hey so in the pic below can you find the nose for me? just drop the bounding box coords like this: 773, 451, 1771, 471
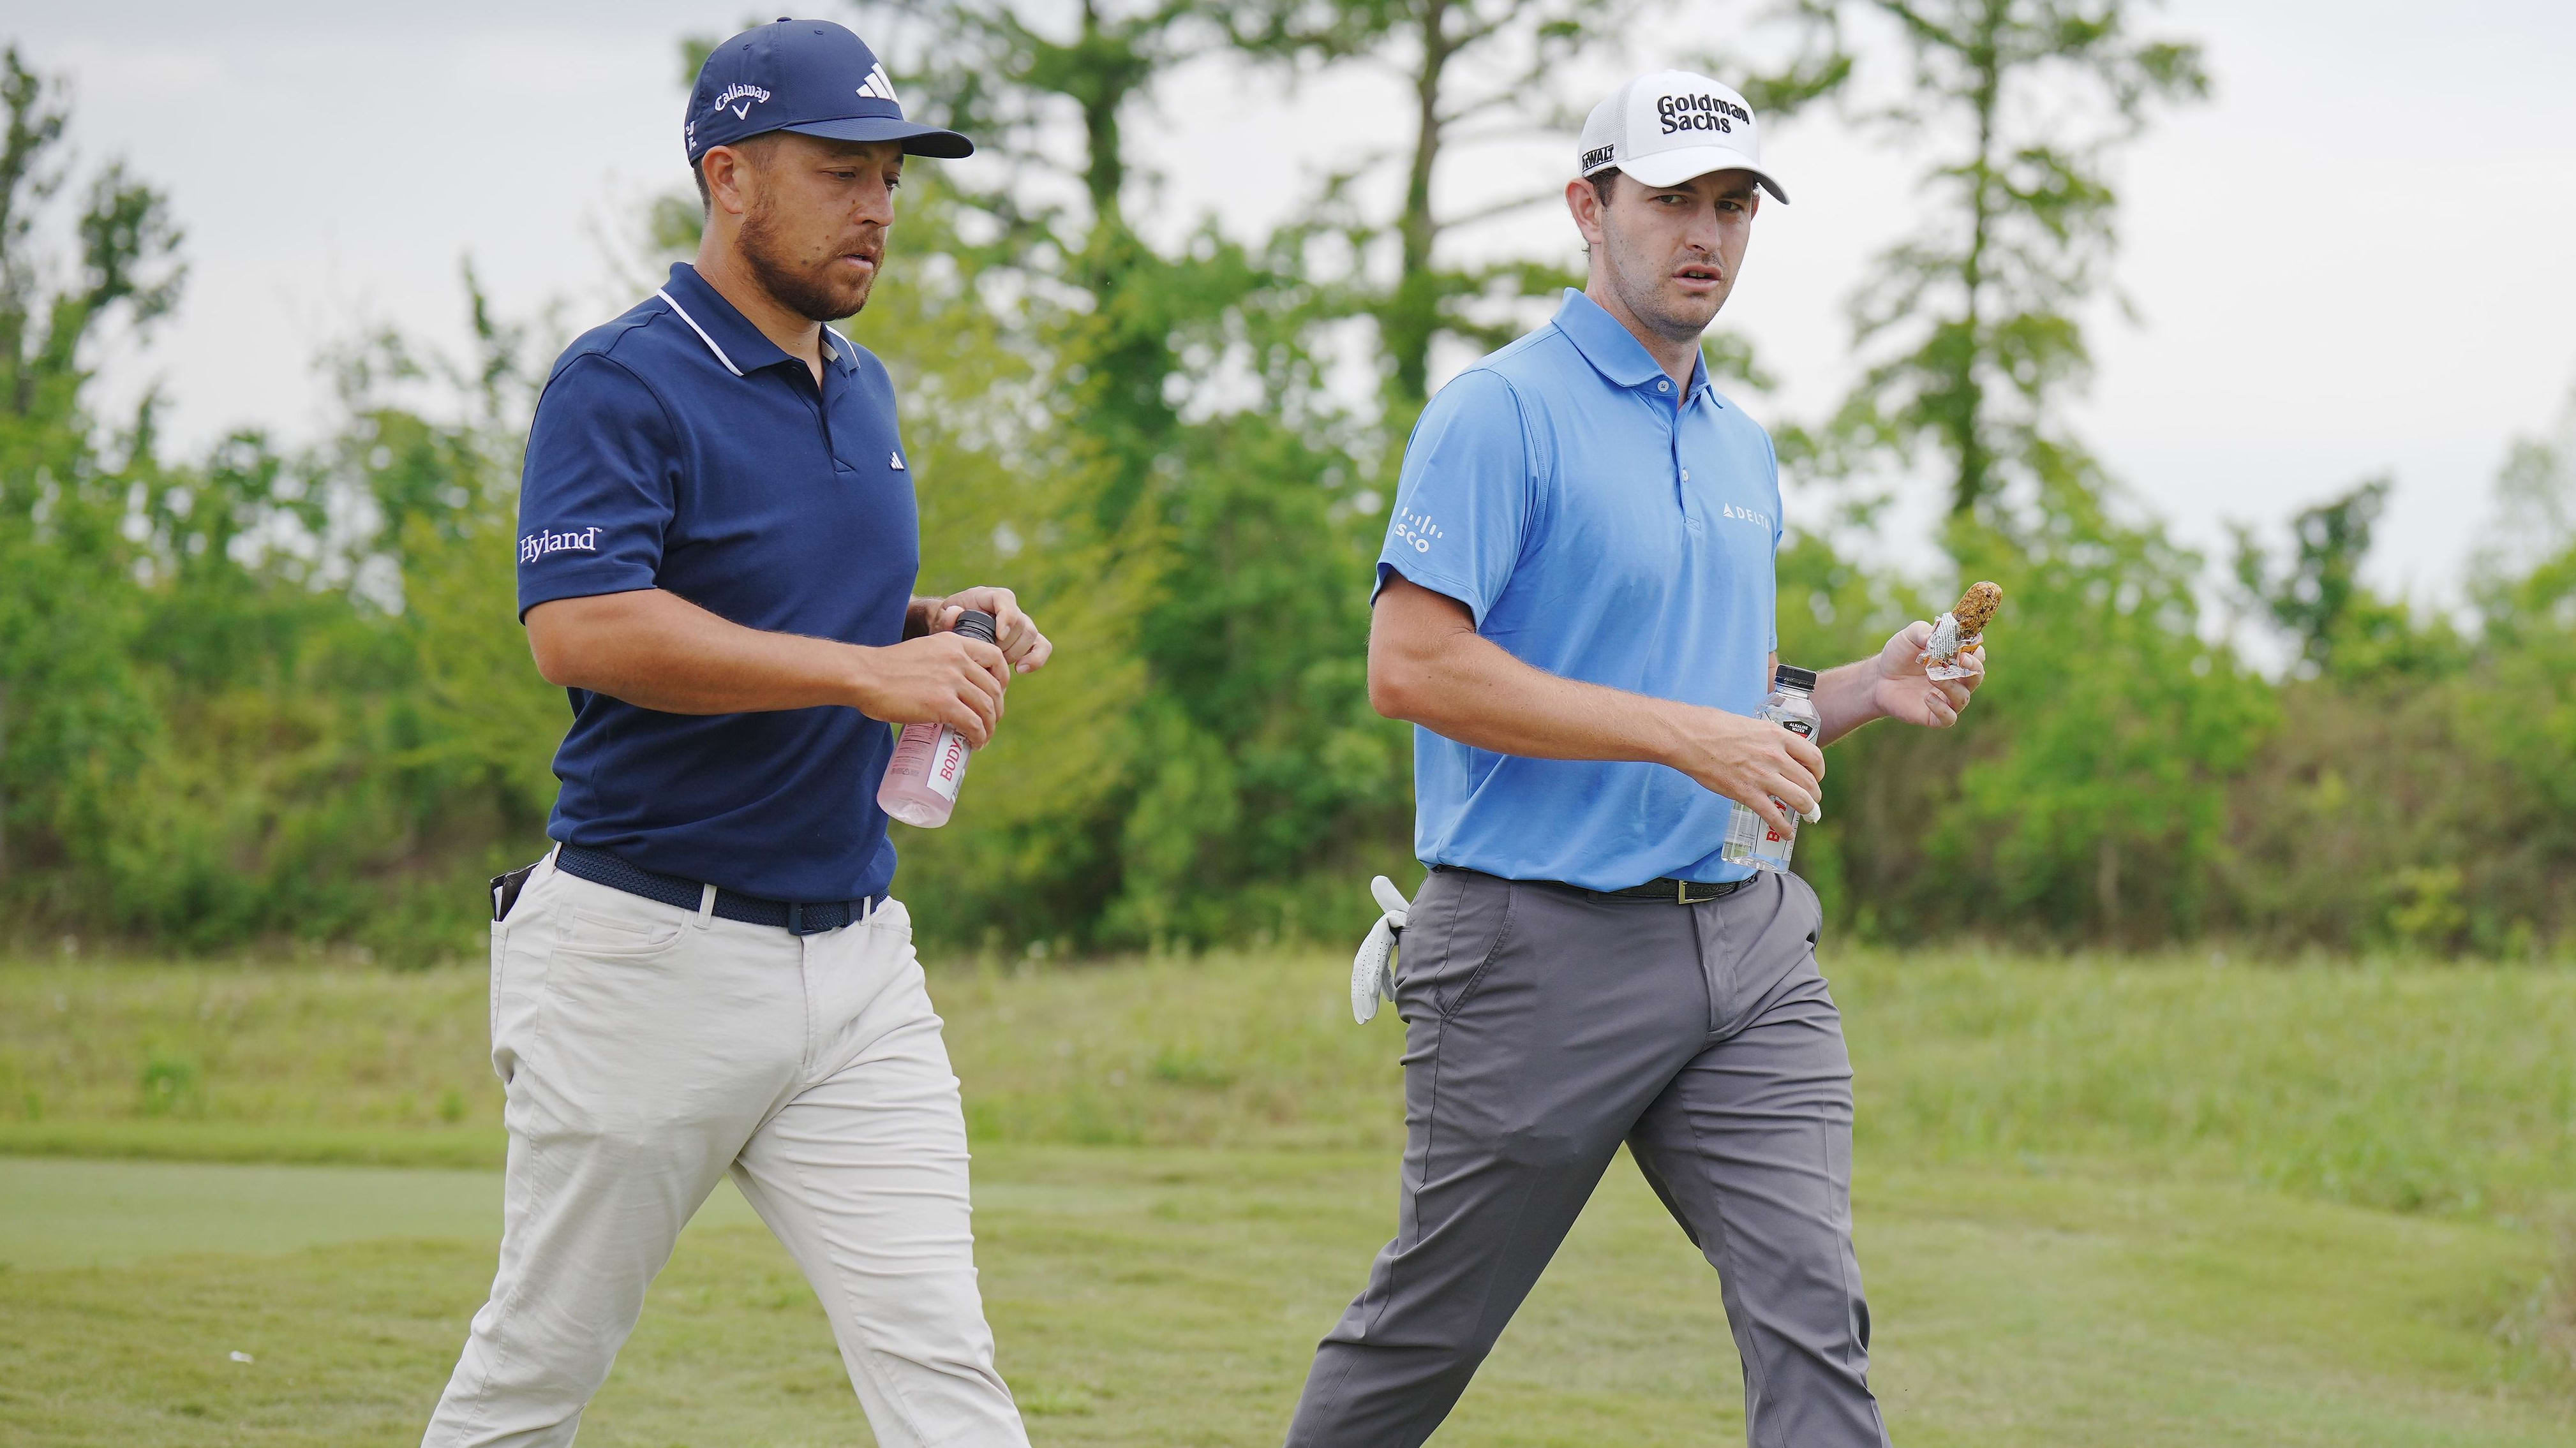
857, 175, 896, 228
1683, 207, 1725, 256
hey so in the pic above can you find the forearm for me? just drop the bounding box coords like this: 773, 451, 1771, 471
1812, 656, 1889, 747
1371, 609, 1686, 767
526, 589, 870, 714
1367, 575, 1826, 827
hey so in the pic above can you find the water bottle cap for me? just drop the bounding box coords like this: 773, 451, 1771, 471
1773, 663, 1818, 692
954, 609, 999, 644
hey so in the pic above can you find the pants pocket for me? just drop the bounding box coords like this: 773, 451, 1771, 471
1403, 871, 1517, 1019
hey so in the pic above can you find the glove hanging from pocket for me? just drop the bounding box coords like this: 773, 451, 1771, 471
1351, 875, 1412, 1024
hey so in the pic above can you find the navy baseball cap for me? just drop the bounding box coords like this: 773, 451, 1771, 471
684, 18, 971, 165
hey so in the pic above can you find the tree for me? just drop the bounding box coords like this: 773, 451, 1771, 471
2231, 476, 2449, 680
1228, 0, 1650, 418
1744, 0, 2206, 518
1729, 3, 2273, 940
0, 46, 184, 889
847, 4, 1410, 947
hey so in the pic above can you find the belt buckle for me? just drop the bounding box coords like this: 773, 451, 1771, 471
1676, 878, 1692, 905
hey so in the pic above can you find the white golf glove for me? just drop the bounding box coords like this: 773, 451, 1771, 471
1351, 875, 1411, 1024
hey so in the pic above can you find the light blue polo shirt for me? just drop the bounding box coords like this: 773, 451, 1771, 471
1376, 289, 1782, 890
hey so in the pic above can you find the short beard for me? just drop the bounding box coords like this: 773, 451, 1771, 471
1598, 213, 1724, 344
738, 192, 877, 323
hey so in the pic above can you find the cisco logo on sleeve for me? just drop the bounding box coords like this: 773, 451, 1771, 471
519, 527, 600, 565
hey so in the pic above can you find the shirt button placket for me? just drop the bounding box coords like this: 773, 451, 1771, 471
1667, 394, 1701, 531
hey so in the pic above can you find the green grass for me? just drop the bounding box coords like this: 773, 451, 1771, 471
1, 1149, 2570, 1445
4, 947, 2575, 1443
10, 947, 2575, 1219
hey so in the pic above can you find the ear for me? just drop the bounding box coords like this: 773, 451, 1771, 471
701, 145, 757, 219
1566, 178, 1607, 253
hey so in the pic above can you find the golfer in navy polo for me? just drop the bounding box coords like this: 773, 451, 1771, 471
422, 22, 1043, 1448
1286, 73, 1986, 1447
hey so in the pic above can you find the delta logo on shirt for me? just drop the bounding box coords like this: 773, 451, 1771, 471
520, 526, 600, 565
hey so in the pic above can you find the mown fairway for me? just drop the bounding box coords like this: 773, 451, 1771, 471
4, 948, 2574, 1445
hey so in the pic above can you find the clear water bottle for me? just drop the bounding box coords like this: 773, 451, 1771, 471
1721, 664, 1820, 873
876, 610, 998, 829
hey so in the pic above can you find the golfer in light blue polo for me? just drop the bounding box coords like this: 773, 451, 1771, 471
1285, 72, 1987, 1447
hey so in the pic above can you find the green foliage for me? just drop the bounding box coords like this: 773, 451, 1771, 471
0, 50, 555, 959
1, 15, 2572, 959
2233, 476, 2459, 681
851, 8, 1422, 949
1745, 3, 2346, 945
2211, 387, 2576, 955
1933, 506, 2273, 940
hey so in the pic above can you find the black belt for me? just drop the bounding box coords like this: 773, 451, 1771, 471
1593, 876, 1756, 905
551, 844, 878, 935
1437, 866, 1755, 905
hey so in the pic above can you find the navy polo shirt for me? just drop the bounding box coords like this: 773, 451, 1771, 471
516, 263, 918, 903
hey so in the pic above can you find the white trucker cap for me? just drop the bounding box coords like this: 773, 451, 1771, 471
1578, 70, 1788, 202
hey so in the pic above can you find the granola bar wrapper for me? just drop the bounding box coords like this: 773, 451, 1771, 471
1922, 580, 2001, 682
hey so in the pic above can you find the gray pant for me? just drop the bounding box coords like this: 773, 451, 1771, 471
1286, 868, 1887, 1448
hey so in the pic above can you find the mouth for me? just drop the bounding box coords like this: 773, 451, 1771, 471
1672, 262, 1724, 289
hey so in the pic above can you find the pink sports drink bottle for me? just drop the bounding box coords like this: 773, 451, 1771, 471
875, 609, 998, 829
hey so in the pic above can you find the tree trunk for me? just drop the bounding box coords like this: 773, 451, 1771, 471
1385, 0, 1453, 415
0, 677, 11, 883
2096, 832, 2121, 939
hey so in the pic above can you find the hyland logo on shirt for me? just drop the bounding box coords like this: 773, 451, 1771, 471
519, 526, 601, 565
1719, 501, 1773, 532
715, 83, 771, 119
1391, 506, 1445, 554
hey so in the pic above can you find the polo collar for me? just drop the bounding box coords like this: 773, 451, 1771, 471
657, 263, 857, 380
1552, 288, 1716, 407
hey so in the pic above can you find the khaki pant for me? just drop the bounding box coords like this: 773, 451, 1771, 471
422, 852, 1028, 1448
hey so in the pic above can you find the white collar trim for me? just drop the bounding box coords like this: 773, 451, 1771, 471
655, 287, 743, 377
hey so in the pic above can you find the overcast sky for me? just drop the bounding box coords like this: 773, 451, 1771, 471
16, 0, 2576, 610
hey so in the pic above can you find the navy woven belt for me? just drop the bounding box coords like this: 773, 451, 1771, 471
553, 844, 877, 935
